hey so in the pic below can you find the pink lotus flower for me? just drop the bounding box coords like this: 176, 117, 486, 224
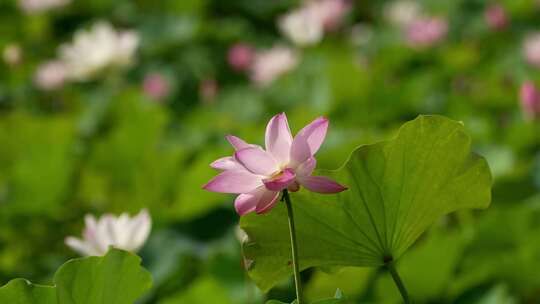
310, 0, 351, 31
406, 16, 448, 48
227, 43, 254, 72
203, 113, 347, 215
484, 5, 508, 31
520, 81, 540, 120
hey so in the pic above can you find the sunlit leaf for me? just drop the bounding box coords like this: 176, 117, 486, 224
241, 115, 492, 291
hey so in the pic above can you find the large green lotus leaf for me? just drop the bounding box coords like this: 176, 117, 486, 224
0, 249, 152, 304
241, 115, 492, 291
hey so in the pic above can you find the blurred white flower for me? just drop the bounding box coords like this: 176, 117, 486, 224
3, 43, 22, 67
65, 209, 151, 256
59, 21, 139, 81
18, 0, 70, 14
279, 7, 324, 46
384, 0, 422, 27
34, 60, 67, 91
250, 45, 299, 87
523, 33, 540, 68
278, 0, 350, 46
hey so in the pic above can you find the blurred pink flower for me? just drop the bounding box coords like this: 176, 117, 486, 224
2, 43, 22, 67
523, 33, 540, 68
310, 0, 351, 31
520, 81, 540, 120
484, 5, 508, 31
203, 113, 347, 216
200, 78, 219, 104
18, 0, 70, 14
34, 60, 67, 91
143, 73, 170, 101
406, 16, 448, 48
65, 209, 152, 256
227, 43, 254, 72
250, 45, 299, 87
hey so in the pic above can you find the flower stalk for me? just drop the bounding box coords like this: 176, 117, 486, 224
282, 189, 303, 304
385, 258, 411, 304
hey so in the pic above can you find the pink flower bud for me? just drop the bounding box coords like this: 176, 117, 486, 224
520, 81, 540, 120
227, 43, 253, 72
143, 73, 170, 101
484, 5, 508, 31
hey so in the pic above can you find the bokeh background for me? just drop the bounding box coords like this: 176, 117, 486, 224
1, 0, 540, 303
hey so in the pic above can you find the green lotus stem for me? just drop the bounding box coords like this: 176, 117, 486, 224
282, 189, 303, 304
386, 259, 411, 304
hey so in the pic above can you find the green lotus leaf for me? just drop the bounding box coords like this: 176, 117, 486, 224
241, 115, 492, 291
0, 249, 152, 304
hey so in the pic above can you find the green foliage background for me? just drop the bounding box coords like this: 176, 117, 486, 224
1, 0, 540, 303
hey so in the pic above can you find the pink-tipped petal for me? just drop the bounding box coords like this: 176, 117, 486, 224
296, 157, 317, 176
255, 190, 281, 214
234, 193, 259, 216
203, 170, 262, 194
298, 175, 347, 194
226, 135, 252, 150
265, 113, 293, 165
235, 147, 279, 175
290, 117, 329, 164
210, 156, 245, 171
263, 168, 296, 191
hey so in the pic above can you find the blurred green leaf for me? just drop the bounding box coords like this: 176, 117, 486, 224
0, 113, 75, 215
241, 115, 492, 291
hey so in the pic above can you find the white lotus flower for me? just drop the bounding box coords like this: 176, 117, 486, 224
384, 0, 422, 27
279, 7, 324, 46
65, 209, 151, 256
523, 33, 540, 68
59, 21, 139, 81
278, 0, 350, 46
250, 45, 299, 87
18, 0, 70, 14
